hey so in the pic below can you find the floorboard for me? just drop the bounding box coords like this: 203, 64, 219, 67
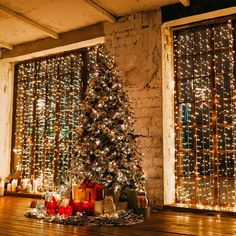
0, 196, 236, 235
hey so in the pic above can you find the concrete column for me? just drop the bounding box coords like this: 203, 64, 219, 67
0, 62, 14, 179
162, 27, 175, 205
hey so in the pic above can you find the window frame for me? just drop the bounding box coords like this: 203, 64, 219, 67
173, 15, 236, 207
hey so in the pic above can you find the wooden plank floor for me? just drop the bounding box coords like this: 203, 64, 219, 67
0, 197, 236, 236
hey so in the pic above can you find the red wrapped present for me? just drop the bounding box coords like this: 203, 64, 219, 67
45, 196, 58, 215
73, 201, 86, 214
94, 184, 104, 201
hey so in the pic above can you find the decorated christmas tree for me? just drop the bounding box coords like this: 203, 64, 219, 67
70, 46, 145, 194
25, 46, 148, 225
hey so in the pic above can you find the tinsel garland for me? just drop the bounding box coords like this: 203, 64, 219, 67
25, 209, 143, 226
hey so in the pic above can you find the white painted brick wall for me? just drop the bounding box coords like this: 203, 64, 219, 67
104, 10, 163, 207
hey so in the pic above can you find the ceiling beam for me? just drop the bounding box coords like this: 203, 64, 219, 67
1, 23, 104, 60
179, 0, 190, 7
0, 4, 59, 39
83, 0, 117, 22
0, 41, 13, 50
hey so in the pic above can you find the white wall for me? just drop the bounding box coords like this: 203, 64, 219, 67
0, 62, 14, 179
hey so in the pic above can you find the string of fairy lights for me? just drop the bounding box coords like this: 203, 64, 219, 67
13, 50, 88, 189
174, 20, 236, 210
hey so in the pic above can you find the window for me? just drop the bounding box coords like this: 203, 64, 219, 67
12, 46, 99, 187
174, 19, 236, 208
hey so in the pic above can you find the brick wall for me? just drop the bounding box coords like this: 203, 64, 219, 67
104, 10, 163, 207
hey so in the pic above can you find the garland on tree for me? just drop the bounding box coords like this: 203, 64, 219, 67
70, 45, 146, 193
